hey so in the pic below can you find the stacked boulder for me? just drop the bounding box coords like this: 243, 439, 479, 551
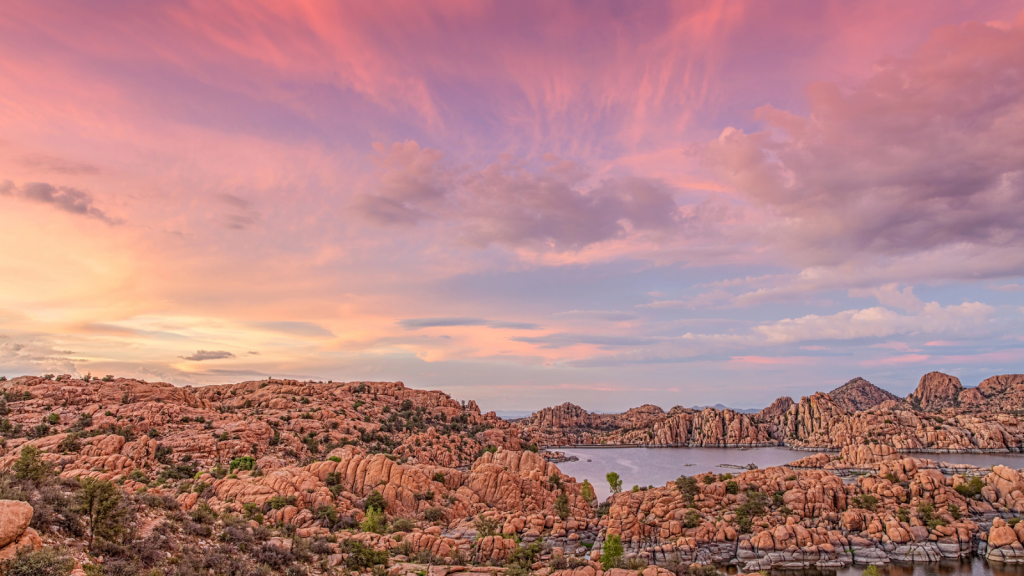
0, 500, 41, 561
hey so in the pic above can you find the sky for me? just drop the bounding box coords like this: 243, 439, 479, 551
1, 0, 1023, 412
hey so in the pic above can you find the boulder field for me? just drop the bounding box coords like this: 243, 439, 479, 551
0, 372, 1023, 575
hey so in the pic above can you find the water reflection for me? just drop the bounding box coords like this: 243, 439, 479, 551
556, 447, 1024, 502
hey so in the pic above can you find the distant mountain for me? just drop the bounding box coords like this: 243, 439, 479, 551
690, 403, 761, 414
827, 377, 900, 412
492, 410, 535, 420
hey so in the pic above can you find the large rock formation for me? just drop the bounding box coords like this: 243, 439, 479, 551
827, 377, 900, 413
907, 372, 964, 411
0, 500, 41, 561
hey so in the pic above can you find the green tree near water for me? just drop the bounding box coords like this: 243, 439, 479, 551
606, 471, 622, 494
580, 479, 595, 501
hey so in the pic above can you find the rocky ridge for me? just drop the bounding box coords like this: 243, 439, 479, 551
521, 373, 1024, 456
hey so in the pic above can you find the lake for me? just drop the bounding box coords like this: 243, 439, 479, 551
555, 446, 1024, 501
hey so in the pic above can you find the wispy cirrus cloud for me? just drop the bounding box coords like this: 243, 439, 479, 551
179, 350, 235, 361
398, 317, 541, 330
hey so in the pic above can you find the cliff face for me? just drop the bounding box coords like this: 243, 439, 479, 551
828, 377, 900, 412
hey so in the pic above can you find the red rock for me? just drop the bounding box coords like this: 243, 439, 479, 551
0, 500, 33, 548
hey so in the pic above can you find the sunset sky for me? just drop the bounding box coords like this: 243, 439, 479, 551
2, 1, 1023, 412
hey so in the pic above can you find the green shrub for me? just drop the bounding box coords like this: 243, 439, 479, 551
555, 494, 570, 520
600, 534, 624, 570
267, 495, 296, 510
328, 456, 342, 462
47, 413, 60, 425
852, 494, 878, 511
675, 475, 700, 501
315, 505, 338, 525
1, 546, 75, 576
229, 456, 256, 472
390, 517, 414, 532
58, 433, 81, 453
954, 477, 985, 498
683, 509, 701, 529
365, 489, 388, 512
433, 471, 446, 483
13, 445, 52, 484
917, 501, 946, 528
473, 514, 500, 537
897, 506, 910, 523
948, 504, 961, 520
340, 540, 389, 570
362, 506, 387, 534
424, 507, 444, 522
725, 481, 739, 495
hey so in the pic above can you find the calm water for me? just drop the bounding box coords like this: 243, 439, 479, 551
556, 447, 1024, 501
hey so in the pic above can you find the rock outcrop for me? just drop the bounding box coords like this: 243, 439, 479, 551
907, 372, 964, 411
827, 377, 900, 413
0, 500, 41, 561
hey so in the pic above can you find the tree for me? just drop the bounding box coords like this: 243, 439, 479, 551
13, 445, 52, 484
76, 477, 124, 546
361, 506, 386, 534
863, 566, 880, 576
581, 479, 595, 502
555, 494, 570, 520
600, 534, 624, 570
606, 471, 622, 494
473, 514, 501, 537
365, 490, 387, 512
675, 475, 700, 501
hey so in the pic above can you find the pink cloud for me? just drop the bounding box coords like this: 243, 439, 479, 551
730, 356, 816, 365
708, 14, 1024, 271
860, 354, 931, 367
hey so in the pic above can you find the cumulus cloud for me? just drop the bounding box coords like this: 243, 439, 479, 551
357, 141, 681, 250
707, 18, 1024, 269
848, 283, 925, 313
751, 301, 994, 344
0, 179, 120, 224
179, 350, 235, 361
